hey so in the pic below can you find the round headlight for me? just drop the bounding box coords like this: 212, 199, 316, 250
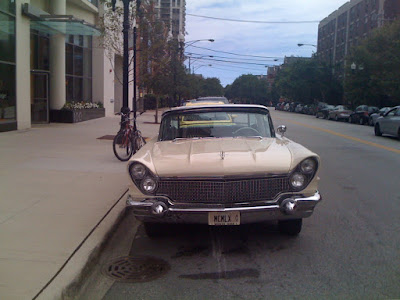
141, 176, 157, 194
300, 158, 316, 174
130, 163, 146, 179
290, 173, 306, 189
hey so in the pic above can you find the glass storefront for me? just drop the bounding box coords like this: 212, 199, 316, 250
0, 1, 16, 131
66, 35, 93, 102
30, 30, 50, 123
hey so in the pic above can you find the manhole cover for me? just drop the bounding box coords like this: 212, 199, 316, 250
103, 256, 170, 282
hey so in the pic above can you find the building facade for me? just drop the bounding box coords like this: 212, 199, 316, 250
0, 0, 129, 132
317, 0, 400, 77
152, 0, 186, 39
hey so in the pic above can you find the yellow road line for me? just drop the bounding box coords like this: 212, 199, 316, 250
275, 117, 400, 154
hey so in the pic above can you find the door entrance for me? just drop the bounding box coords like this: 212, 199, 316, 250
31, 71, 49, 123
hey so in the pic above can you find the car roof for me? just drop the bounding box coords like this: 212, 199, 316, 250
196, 97, 229, 103
197, 96, 228, 100
162, 104, 270, 116
185, 101, 226, 106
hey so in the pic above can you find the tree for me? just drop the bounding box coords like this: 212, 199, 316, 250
98, 0, 138, 84
274, 58, 343, 105
137, 1, 171, 97
345, 20, 400, 108
201, 78, 224, 97
225, 75, 268, 104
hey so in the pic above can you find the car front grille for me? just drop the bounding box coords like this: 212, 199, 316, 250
157, 176, 290, 204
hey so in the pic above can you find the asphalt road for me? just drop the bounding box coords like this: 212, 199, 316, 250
84, 109, 400, 300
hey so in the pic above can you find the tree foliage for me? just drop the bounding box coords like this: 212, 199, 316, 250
225, 75, 269, 104
99, 0, 225, 107
137, 1, 171, 97
98, 0, 137, 67
178, 75, 224, 100
345, 20, 400, 108
274, 59, 343, 105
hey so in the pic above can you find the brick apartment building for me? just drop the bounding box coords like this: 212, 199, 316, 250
317, 0, 400, 77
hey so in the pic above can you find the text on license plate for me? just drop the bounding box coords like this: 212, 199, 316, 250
208, 211, 240, 225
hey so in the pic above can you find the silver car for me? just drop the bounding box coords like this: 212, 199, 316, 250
375, 106, 400, 139
369, 107, 391, 126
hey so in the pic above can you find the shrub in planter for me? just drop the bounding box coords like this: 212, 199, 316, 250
50, 101, 105, 123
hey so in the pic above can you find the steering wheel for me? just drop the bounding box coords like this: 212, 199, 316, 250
233, 127, 261, 137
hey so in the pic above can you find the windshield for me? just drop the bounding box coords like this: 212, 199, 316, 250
159, 110, 273, 140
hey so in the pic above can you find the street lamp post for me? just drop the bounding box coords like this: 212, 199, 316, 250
193, 64, 212, 73
297, 43, 317, 48
184, 39, 214, 49
133, 25, 137, 131
112, 0, 134, 132
186, 55, 214, 74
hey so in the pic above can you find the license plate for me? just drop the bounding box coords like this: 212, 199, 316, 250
208, 211, 240, 225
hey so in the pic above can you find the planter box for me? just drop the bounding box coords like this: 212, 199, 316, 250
50, 108, 105, 123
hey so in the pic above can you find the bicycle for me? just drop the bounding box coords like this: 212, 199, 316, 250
113, 111, 146, 161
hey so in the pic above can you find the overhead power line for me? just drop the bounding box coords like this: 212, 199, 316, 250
191, 57, 276, 66
188, 45, 281, 59
186, 52, 282, 62
201, 62, 269, 72
187, 13, 320, 24
197, 57, 274, 66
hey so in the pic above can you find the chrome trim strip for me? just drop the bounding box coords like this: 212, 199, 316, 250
127, 191, 322, 212
158, 174, 288, 181
169, 205, 280, 213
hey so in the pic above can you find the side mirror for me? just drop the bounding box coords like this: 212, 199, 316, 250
277, 125, 287, 137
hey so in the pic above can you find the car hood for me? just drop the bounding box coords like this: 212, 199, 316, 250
131, 137, 317, 177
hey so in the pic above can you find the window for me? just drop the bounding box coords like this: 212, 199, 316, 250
0, 63, 16, 122
65, 35, 92, 102
159, 111, 273, 141
0, 0, 15, 14
30, 30, 50, 71
387, 109, 397, 117
0, 12, 16, 63
0, 2, 16, 129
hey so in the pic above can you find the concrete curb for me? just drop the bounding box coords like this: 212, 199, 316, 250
35, 190, 130, 300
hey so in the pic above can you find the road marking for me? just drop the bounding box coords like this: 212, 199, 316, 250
276, 118, 400, 154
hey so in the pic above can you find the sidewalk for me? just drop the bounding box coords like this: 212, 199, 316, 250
0, 110, 162, 299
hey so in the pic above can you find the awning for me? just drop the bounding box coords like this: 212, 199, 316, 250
30, 16, 101, 36
22, 4, 101, 36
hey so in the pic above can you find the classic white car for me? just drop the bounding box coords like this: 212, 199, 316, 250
126, 105, 321, 236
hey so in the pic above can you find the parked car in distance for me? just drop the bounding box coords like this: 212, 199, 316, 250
304, 104, 317, 115
126, 104, 322, 237
196, 96, 230, 104
375, 106, 400, 139
316, 105, 335, 119
275, 102, 286, 111
349, 105, 379, 125
369, 107, 392, 126
295, 104, 304, 113
328, 105, 352, 121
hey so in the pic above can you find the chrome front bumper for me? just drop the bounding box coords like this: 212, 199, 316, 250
126, 191, 322, 224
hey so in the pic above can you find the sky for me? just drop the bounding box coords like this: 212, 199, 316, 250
184, 0, 350, 87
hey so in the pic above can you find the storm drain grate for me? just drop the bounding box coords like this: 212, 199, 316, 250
103, 256, 170, 283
